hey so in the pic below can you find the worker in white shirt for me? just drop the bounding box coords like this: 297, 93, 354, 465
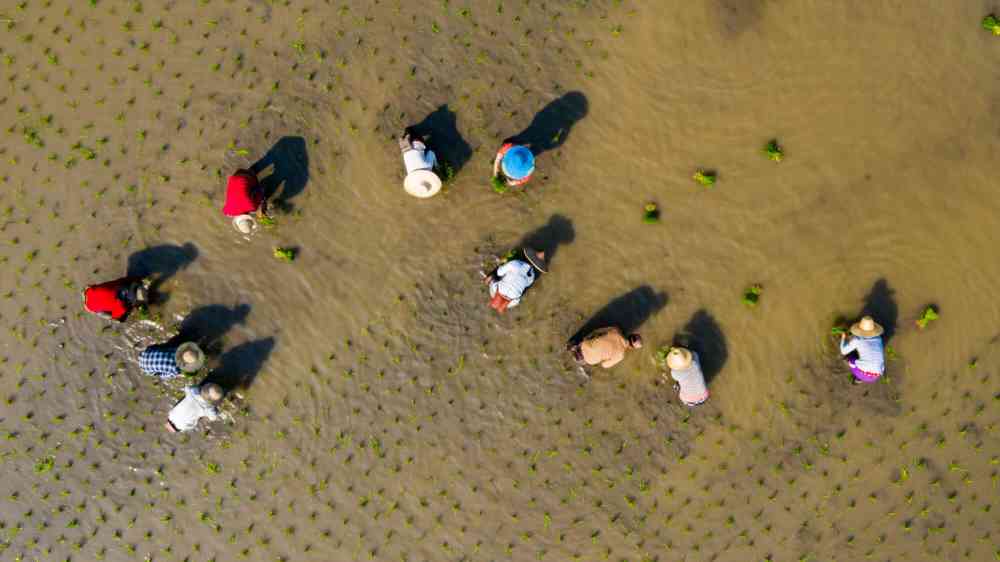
164, 383, 223, 433
484, 248, 547, 313
399, 131, 442, 198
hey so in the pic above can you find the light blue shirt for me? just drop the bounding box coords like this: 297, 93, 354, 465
489, 260, 536, 306
840, 335, 884, 374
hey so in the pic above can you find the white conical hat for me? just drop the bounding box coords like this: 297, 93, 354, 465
232, 214, 258, 234
666, 347, 693, 370
403, 169, 442, 198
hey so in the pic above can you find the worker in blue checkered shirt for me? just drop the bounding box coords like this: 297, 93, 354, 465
139, 342, 205, 379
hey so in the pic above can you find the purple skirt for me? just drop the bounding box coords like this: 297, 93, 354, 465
848, 358, 881, 383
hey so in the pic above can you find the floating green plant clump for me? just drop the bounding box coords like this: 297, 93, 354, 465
763, 139, 783, 162
491, 175, 508, 194
693, 170, 716, 187
258, 215, 276, 228
915, 306, 939, 329
274, 247, 297, 262
983, 14, 1000, 35
643, 203, 660, 224
742, 284, 762, 307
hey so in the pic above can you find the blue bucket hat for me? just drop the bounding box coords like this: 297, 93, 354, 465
501, 145, 535, 180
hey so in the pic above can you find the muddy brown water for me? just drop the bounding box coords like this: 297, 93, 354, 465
1, 1, 999, 561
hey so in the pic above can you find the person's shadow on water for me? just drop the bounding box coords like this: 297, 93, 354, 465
407, 105, 473, 176
126, 243, 199, 304
250, 137, 309, 212
672, 309, 728, 385
569, 286, 668, 345
517, 214, 575, 264
506, 91, 589, 156
167, 304, 251, 355
860, 278, 899, 344
204, 337, 276, 392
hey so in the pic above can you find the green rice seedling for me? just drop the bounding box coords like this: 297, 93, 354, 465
763, 139, 783, 162
643, 203, 660, 224
491, 176, 508, 194
742, 284, 762, 307
34, 456, 54, 473
983, 14, 1000, 35
915, 306, 938, 329
693, 170, 716, 187
274, 247, 297, 262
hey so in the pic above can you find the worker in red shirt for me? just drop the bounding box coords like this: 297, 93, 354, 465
83, 276, 148, 321
222, 169, 268, 234
492, 143, 535, 189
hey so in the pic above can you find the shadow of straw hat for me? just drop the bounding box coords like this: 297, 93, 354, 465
174, 342, 205, 373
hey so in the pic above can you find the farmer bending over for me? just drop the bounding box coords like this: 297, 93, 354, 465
484, 248, 547, 313
492, 143, 534, 188
223, 169, 268, 235
139, 342, 205, 380
83, 276, 149, 321
663, 347, 709, 406
840, 315, 885, 384
165, 382, 223, 433
568, 328, 642, 369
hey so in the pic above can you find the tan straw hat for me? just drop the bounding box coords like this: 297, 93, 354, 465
232, 214, 258, 234
403, 169, 442, 198
666, 347, 693, 370
850, 315, 884, 338
200, 382, 224, 402
522, 247, 548, 273
174, 342, 205, 373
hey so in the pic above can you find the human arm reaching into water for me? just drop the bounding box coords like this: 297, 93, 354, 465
839, 333, 859, 355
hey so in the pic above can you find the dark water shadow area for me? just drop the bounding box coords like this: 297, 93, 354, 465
407, 104, 473, 175
204, 337, 276, 391
250, 136, 309, 211
860, 278, 898, 343
126, 243, 198, 302
516, 214, 575, 264
167, 304, 251, 355
506, 91, 588, 156
569, 286, 668, 344
672, 309, 728, 384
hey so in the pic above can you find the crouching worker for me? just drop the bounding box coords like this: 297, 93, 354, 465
483, 248, 547, 313
663, 346, 709, 406
492, 143, 534, 189
83, 276, 149, 321
139, 342, 205, 380
223, 169, 268, 235
399, 131, 442, 198
840, 315, 885, 384
568, 328, 642, 369
165, 382, 223, 433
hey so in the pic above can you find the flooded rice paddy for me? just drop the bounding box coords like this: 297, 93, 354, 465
1, 1, 999, 561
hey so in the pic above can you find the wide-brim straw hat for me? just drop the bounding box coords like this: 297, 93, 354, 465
666, 347, 693, 370
522, 247, 548, 273
403, 169, 442, 198
850, 315, 884, 338
232, 214, 259, 234
199, 382, 224, 402
174, 342, 206, 373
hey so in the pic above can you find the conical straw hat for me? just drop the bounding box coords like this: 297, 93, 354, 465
522, 247, 548, 273
666, 347, 693, 370
232, 214, 258, 234
403, 169, 442, 198
174, 342, 205, 373
850, 316, 884, 337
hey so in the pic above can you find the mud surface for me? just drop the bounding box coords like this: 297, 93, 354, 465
1, 1, 999, 561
